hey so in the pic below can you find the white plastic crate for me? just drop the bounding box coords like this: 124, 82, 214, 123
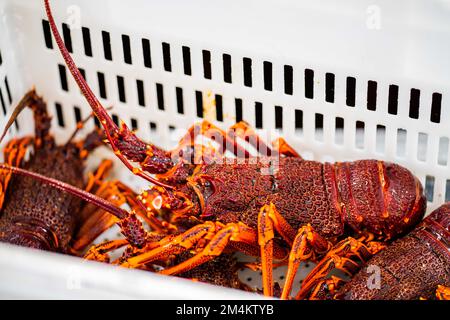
0, 0, 449, 299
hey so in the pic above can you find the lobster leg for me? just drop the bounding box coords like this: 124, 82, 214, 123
280, 225, 331, 299
307, 275, 346, 300
84, 239, 129, 262
227, 121, 273, 157
436, 285, 450, 300
271, 137, 301, 158
0, 138, 33, 208
295, 236, 385, 300
44, 0, 174, 189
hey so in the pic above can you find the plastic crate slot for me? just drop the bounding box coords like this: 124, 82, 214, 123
149, 122, 157, 132
62, 23, 73, 53
315, 113, 323, 141
275, 106, 283, 129
73, 106, 82, 123
111, 114, 119, 126
425, 175, 435, 202
196, 91, 203, 118
82, 27, 93, 57
335, 117, 344, 145
263, 61, 273, 91
102, 31, 113, 61
325, 73, 335, 103
0, 88, 6, 115
168, 125, 176, 132
430, 92, 442, 123
346, 76, 356, 107
122, 34, 132, 65
182, 46, 192, 76
215, 94, 223, 122
295, 109, 303, 134
223, 54, 232, 83
58, 64, 69, 91
417, 132, 428, 162
446, 180, 450, 202
376, 125, 386, 153
255, 102, 263, 129
97, 72, 107, 99
243, 57, 252, 87
202, 50, 212, 79
284, 65, 293, 95
438, 137, 449, 166
304, 69, 314, 99
79, 68, 86, 81
235, 98, 243, 122
156, 83, 165, 110
131, 118, 138, 131
175, 87, 184, 114
396, 128, 407, 157
388, 84, 399, 115
367, 80, 377, 111
0, 48, 2, 65
117, 76, 126, 102
42, 20, 53, 49
355, 121, 365, 149
162, 42, 172, 72
136, 80, 145, 107
55, 102, 65, 127
141, 38, 152, 68
4, 77, 12, 104
94, 116, 100, 128
409, 88, 420, 119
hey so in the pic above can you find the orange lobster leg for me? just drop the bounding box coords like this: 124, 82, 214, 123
280, 225, 331, 300
307, 275, 346, 300
227, 121, 272, 157
271, 137, 302, 158
436, 285, 450, 300
84, 239, 129, 262
295, 236, 385, 299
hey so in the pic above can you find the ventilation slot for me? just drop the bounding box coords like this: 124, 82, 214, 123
74, 106, 82, 123
142, 38, 152, 68
131, 118, 138, 131
117, 76, 126, 103
196, 91, 203, 118
430, 92, 442, 123
58, 64, 69, 91
97, 72, 107, 99
202, 50, 212, 79
335, 117, 344, 145
255, 102, 263, 129
438, 137, 449, 166
176, 87, 184, 114
367, 80, 377, 111
425, 175, 435, 202
42, 20, 53, 49
0, 88, 6, 115
305, 69, 314, 99
182, 46, 192, 76
223, 54, 232, 83
156, 83, 165, 110
355, 121, 365, 149
62, 23, 73, 53
315, 113, 323, 141
284, 65, 293, 95
388, 85, 399, 115
136, 80, 145, 107
162, 42, 172, 72
112, 114, 119, 126
396, 128, 407, 157
243, 58, 252, 87
55, 102, 65, 127
275, 106, 283, 129
0, 50, 2, 66
376, 125, 386, 153
122, 35, 132, 64
82, 27, 93, 57
149, 122, 157, 132
409, 88, 420, 119
295, 110, 303, 134
4, 78, 11, 104
235, 98, 243, 122
263, 61, 273, 91
79, 68, 86, 81
346, 77, 356, 107
446, 180, 450, 202
325, 73, 335, 103
215, 95, 223, 122
417, 132, 428, 162
102, 31, 113, 61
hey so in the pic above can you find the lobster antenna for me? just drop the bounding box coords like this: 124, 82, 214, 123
0, 164, 128, 220
44, 0, 174, 190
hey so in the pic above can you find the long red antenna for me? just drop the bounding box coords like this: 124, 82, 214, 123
0, 164, 128, 220
44, 0, 174, 190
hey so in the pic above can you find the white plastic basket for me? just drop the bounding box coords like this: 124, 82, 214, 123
0, 0, 449, 299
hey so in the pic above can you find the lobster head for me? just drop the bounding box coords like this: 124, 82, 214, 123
337, 160, 426, 239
